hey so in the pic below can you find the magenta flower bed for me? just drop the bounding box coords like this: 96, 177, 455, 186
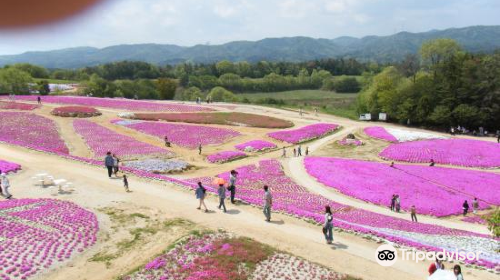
51, 106, 102, 118
0, 112, 69, 154
0, 160, 21, 174
0, 198, 98, 279
207, 151, 247, 163
363, 126, 397, 142
304, 157, 499, 216
113, 120, 241, 149
4, 95, 212, 112
187, 160, 498, 269
380, 139, 500, 168
235, 140, 277, 152
73, 119, 173, 159
0, 101, 39, 111
461, 216, 487, 225
267, 123, 339, 144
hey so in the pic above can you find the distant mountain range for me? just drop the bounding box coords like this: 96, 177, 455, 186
1, 26, 500, 69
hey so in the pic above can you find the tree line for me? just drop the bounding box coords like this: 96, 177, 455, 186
357, 38, 500, 130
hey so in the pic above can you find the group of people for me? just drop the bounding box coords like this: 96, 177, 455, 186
104, 152, 129, 192
0, 171, 12, 199
281, 145, 309, 158
390, 194, 418, 222
429, 254, 465, 280
194, 170, 274, 222
462, 198, 480, 216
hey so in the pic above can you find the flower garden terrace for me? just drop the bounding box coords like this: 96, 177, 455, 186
1, 95, 213, 112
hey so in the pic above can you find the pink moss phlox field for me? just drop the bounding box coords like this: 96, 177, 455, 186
235, 140, 277, 152
380, 139, 500, 168
0, 160, 21, 174
0, 101, 39, 111
4, 95, 211, 112
73, 119, 173, 159
0, 199, 98, 280
267, 123, 339, 144
304, 157, 500, 216
187, 160, 498, 269
363, 126, 398, 142
461, 216, 487, 225
113, 120, 241, 149
207, 151, 247, 163
0, 112, 69, 154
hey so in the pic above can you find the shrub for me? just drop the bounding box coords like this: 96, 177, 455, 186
51, 106, 102, 118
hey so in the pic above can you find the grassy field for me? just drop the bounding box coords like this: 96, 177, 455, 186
237, 90, 359, 119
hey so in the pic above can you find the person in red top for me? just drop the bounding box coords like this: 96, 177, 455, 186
428, 254, 445, 275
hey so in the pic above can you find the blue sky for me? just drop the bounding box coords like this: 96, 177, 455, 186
1, 0, 499, 55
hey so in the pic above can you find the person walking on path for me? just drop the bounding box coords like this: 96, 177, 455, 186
410, 205, 417, 222
297, 146, 302, 156
228, 170, 238, 204
196, 182, 208, 212
395, 195, 401, 212
164, 136, 171, 147
390, 194, 396, 211
105, 152, 114, 178
305, 146, 309, 156
37, 96, 41, 105
198, 143, 202, 155
123, 174, 130, 192
281, 147, 286, 158
217, 184, 227, 212
323, 206, 334, 244
462, 200, 469, 216
429, 159, 435, 166
112, 154, 120, 176
472, 198, 479, 214
293, 148, 297, 157
263, 185, 273, 222
454, 265, 464, 280
1, 172, 12, 199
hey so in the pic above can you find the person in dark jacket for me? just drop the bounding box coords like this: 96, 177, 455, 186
462, 200, 469, 216
196, 182, 208, 212
228, 170, 238, 204
104, 152, 114, 178
217, 184, 227, 212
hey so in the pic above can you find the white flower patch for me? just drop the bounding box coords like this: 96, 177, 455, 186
386, 128, 449, 142
118, 112, 136, 119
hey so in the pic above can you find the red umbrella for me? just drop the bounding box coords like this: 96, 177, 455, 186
213, 178, 226, 186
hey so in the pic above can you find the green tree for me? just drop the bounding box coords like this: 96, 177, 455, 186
420, 39, 462, 71
215, 60, 235, 76
176, 86, 204, 101
332, 76, 361, 93
208, 86, 236, 102
156, 78, 177, 100
0, 68, 33, 94
12, 63, 49, 78
37, 80, 50, 95
486, 208, 500, 237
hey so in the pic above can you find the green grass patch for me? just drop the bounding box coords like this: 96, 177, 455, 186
33, 78, 79, 84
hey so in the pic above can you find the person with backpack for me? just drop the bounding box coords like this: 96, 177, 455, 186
196, 182, 208, 212
462, 200, 469, 216
217, 184, 227, 212
104, 152, 114, 178
228, 170, 238, 204
323, 206, 334, 244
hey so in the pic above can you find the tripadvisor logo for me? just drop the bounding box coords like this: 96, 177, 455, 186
376, 244, 482, 267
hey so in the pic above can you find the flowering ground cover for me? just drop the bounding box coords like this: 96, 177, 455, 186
0, 160, 21, 174
113, 120, 241, 149
364, 126, 447, 143
207, 151, 247, 163
0, 198, 98, 280
235, 140, 277, 152
363, 127, 398, 142
267, 123, 340, 144
187, 160, 499, 269
130, 112, 294, 128
4, 95, 211, 112
51, 106, 102, 118
461, 216, 487, 225
124, 159, 189, 174
0, 101, 39, 111
73, 120, 173, 159
304, 157, 499, 216
380, 139, 500, 168
338, 138, 363, 146
125, 233, 346, 280
0, 112, 69, 154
